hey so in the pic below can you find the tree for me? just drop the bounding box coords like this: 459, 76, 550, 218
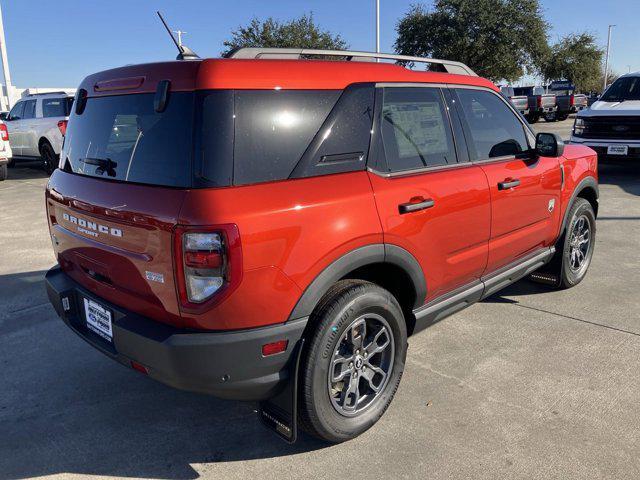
543, 33, 604, 92
222, 14, 348, 56
394, 0, 550, 82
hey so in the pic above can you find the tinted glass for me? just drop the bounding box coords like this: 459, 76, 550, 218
601, 76, 640, 102
42, 97, 73, 117
455, 89, 528, 160
22, 100, 36, 119
233, 90, 339, 185
197, 90, 234, 187
62, 92, 194, 187
9, 101, 24, 120
291, 84, 374, 178
381, 87, 456, 171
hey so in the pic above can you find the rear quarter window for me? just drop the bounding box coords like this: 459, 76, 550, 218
233, 90, 340, 185
42, 97, 73, 117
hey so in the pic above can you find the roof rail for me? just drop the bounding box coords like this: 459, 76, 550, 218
24, 91, 72, 97
225, 48, 477, 76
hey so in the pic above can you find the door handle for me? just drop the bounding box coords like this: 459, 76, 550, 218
398, 198, 435, 214
498, 179, 521, 190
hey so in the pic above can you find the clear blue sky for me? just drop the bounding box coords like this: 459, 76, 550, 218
2, 0, 638, 87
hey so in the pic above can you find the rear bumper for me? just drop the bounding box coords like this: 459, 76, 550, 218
45, 266, 308, 401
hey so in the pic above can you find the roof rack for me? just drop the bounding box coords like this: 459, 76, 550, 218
23, 91, 72, 97
226, 48, 477, 76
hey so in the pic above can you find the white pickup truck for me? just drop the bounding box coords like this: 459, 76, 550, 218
570, 73, 640, 160
5, 92, 74, 174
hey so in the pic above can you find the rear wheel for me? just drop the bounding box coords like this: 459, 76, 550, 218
298, 280, 407, 443
40, 142, 57, 175
560, 198, 596, 288
525, 114, 540, 124
0, 164, 7, 181
557, 113, 569, 121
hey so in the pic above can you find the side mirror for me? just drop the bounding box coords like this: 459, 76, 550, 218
535, 132, 565, 158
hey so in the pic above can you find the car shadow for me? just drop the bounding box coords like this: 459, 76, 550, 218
5, 162, 49, 181
0, 270, 327, 480
598, 162, 640, 197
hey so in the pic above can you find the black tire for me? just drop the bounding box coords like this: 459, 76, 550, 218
557, 113, 569, 121
7, 157, 14, 167
40, 141, 57, 176
526, 114, 540, 124
559, 198, 596, 288
0, 163, 6, 181
298, 280, 408, 443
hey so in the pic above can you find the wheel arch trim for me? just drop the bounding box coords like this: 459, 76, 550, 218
287, 243, 426, 321
560, 176, 598, 235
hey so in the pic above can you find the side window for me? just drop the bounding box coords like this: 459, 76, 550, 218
233, 90, 340, 185
22, 100, 37, 119
380, 87, 456, 172
291, 84, 374, 178
455, 89, 529, 160
42, 98, 69, 117
9, 101, 24, 120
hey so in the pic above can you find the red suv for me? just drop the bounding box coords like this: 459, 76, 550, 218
45, 49, 598, 443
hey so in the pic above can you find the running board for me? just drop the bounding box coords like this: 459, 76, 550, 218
413, 248, 555, 333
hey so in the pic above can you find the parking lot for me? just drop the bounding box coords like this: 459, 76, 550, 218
1, 117, 640, 479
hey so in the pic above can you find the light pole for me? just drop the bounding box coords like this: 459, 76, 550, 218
603, 24, 615, 93
173, 30, 186, 48
0, 1, 14, 110
375, 0, 380, 54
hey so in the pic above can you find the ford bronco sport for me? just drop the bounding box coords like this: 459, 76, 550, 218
45, 48, 599, 443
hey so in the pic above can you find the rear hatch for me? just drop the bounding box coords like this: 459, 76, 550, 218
46, 63, 200, 327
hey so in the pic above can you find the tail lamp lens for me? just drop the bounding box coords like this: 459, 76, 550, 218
537, 96, 542, 108
183, 232, 225, 303
0, 123, 8, 141
57, 120, 68, 136
569, 94, 575, 106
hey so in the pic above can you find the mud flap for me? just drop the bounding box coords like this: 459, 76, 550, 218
258, 338, 305, 443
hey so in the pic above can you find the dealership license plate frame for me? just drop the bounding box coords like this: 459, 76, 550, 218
607, 145, 628, 156
83, 297, 113, 342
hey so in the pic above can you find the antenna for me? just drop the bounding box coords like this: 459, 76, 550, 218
156, 11, 199, 60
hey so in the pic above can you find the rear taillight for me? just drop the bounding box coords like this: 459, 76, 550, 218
0, 123, 8, 141
57, 120, 68, 136
569, 94, 575, 107
174, 225, 242, 311
537, 96, 542, 108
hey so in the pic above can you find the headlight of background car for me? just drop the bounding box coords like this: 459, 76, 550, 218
573, 118, 585, 136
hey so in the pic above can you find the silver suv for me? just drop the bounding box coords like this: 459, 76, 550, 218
5, 92, 74, 174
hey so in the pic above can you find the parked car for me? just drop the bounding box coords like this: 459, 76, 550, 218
0, 120, 12, 180
570, 73, 640, 161
544, 81, 587, 121
500, 86, 529, 116
513, 86, 557, 124
4, 92, 73, 174
45, 48, 599, 444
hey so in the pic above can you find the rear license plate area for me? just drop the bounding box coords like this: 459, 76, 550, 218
83, 297, 113, 343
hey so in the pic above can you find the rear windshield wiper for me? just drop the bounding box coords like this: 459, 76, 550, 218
79, 157, 118, 177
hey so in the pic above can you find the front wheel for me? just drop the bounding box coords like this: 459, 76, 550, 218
560, 198, 596, 288
298, 280, 407, 443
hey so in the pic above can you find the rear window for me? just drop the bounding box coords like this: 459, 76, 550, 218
42, 97, 73, 117
62, 92, 194, 187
